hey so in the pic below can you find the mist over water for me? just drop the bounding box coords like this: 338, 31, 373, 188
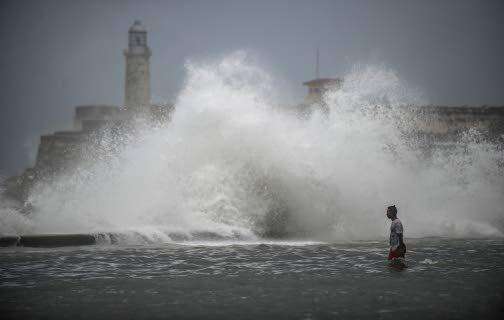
1, 52, 503, 241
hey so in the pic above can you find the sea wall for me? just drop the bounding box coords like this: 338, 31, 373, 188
0, 234, 96, 247
35, 131, 88, 175
410, 105, 504, 139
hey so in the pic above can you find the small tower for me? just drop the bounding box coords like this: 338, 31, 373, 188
303, 48, 342, 104
303, 78, 342, 104
124, 20, 151, 115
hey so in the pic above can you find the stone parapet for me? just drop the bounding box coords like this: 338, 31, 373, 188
74, 105, 121, 130
407, 105, 504, 138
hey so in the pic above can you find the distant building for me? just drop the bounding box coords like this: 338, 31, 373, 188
303, 78, 343, 104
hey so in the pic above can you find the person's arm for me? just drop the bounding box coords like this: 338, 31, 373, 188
398, 233, 404, 246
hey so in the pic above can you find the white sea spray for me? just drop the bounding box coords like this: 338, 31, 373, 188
1, 52, 502, 242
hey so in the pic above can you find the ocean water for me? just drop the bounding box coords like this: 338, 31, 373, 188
1, 238, 503, 319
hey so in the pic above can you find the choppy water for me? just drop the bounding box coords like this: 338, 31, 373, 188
1, 238, 503, 319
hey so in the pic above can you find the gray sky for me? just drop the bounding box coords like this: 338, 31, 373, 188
1, 0, 503, 176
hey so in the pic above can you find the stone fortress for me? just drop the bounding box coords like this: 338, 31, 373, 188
35, 21, 172, 176
4, 21, 172, 202
3, 21, 504, 204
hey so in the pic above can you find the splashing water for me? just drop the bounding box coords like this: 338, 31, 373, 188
1, 52, 503, 241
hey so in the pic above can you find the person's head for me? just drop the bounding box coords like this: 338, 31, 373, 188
386, 205, 397, 220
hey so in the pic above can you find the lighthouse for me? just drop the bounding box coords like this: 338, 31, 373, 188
124, 20, 151, 115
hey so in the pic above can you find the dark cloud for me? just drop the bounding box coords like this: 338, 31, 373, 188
1, 0, 503, 175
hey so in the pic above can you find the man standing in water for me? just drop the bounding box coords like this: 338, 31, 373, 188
386, 205, 406, 265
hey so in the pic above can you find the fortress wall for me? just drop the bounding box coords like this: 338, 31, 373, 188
151, 104, 175, 123
74, 105, 121, 130
410, 106, 504, 138
82, 119, 119, 132
35, 133, 88, 175
34, 103, 174, 177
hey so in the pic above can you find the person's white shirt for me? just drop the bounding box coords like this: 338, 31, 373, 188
389, 219, 403, 250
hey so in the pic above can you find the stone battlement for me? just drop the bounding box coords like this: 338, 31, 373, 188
74, 105, 122, 130
407, 105, 504, 137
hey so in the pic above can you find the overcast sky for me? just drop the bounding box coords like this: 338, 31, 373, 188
0, 0, 503, 176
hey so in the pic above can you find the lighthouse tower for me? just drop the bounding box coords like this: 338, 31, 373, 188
124, 20, 151, 115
